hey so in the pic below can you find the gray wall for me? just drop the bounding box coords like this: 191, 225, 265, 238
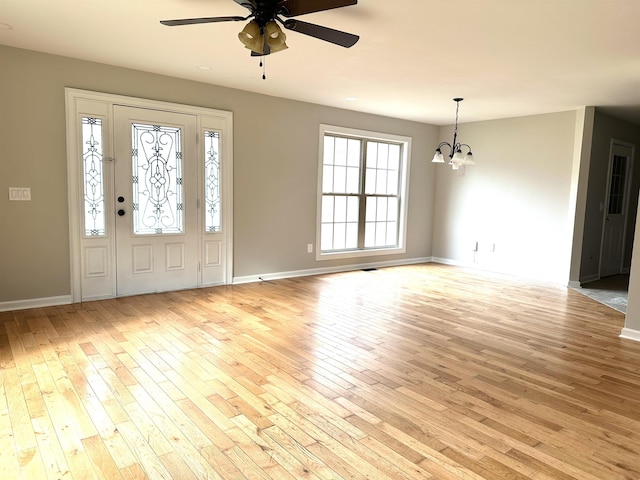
431, 111, 579, 283
0, 45, 437, 302
579, 109, 640, 281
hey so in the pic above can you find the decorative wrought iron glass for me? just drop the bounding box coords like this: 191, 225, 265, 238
204, 130, 221, 232
82, 117, 106, 236
131, 123, 184, 235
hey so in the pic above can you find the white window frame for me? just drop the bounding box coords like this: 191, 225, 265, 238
316, 124, 411, 261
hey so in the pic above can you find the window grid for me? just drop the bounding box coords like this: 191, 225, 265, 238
321, 134, 403, 253
608, 154, 626, 215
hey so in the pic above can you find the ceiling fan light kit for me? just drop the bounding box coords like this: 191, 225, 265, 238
161, 0, 359, 58
432, 98, 476, 170
238, 20, 287, 54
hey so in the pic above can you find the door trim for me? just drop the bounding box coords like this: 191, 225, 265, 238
65, 88, 233, 302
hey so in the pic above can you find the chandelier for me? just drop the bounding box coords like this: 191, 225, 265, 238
432, 98, 476, 170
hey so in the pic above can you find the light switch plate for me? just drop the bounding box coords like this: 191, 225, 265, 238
8, 187, 31, 201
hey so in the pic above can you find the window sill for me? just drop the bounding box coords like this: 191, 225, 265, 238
317, 246, 406, 262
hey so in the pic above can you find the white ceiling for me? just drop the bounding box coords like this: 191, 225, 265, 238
2, 0, 640, 125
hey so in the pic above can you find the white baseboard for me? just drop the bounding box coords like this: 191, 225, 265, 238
0, 295, 73, 312
233, 257, 432, 285
620, 328, 640, 342
567, 280, 582, 288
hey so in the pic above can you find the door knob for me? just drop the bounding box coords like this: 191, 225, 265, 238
117, 209, 125, 216
117, 196, 125, 203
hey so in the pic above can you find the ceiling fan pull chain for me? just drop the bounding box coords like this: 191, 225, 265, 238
262, 56, 266, 80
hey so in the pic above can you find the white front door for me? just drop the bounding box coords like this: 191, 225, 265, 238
113, 106, 198, 296
66, 89, 233, 302
600, 143, 633, 277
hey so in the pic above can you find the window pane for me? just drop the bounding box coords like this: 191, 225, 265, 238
608, 155, 626, 215
346, 222, 358, 248
322, 195, 334, 223
334, 166, 347, 194
334, 137, 348, 166
376, 170, 388, 195
365, 167, 376, 195
386, 222, 398, 245
376, 197, 388, 222
366, 142, 377, 168
366, 196, 376, 222
388, 170, 399, 195
388, 144, 400, 170
346, 166, 359, 193
323, 136, 335, 164
204, 130, 221, 232
388, 197, 398, 221
323, 165, 334, 193
333, 223, 346, 249
321, 223, 334, 251
82, 117, 106, 236
132, 123, 183, 234
347, 139, 361, 167
334, 196, 347, 223
346, 196, 359, 222
375, 222, 386, 246
364, 222, 375, 247
377, 143, 389, 169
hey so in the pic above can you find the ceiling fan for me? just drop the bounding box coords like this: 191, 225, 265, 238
160, 0, 359, 57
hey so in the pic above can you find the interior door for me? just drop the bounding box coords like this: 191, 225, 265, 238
600, 143, 633, 277
114, 106, 198, 296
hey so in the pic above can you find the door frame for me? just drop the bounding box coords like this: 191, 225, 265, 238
65, 88, 234, 302
598, 139, 635, 277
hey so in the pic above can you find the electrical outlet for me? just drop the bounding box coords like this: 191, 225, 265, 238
307, 243, 313, 253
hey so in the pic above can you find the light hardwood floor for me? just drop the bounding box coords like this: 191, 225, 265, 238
1, 263, 640, 479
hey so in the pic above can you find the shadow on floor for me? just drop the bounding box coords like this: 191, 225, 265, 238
574, 274, 629, 313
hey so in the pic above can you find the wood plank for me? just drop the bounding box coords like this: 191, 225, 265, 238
2, 264, 640, 479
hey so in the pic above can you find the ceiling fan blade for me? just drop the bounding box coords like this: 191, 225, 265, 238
233, 0, 257, 11
160, 16, 246, 26
280, 0, 357, 18
283, 19, 359, 48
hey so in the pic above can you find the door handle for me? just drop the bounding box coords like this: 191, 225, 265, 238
118, 209, 125, 216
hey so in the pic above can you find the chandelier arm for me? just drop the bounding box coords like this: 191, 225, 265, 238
456, 143, 473, 152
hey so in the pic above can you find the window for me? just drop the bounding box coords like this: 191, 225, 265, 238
317, 125, 411, 259
81, 117, 106, 236
204, 130, 222, 232
131, 123, 184, 235
607, 154, 626, 215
